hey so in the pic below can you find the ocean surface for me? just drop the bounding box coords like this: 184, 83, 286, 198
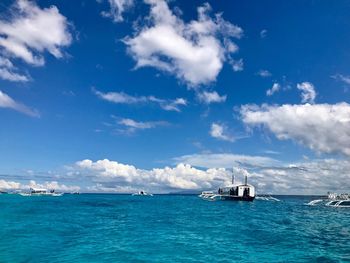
0, 194, 349, 263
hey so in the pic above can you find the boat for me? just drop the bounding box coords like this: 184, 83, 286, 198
198, 191, 215, 198
132, 191, 153, 196
19, 188, 63, 196
200, 175, 256, 202
307, 192, 350, 207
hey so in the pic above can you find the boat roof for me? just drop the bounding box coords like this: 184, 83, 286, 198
220, 184, 254, 188
30, 187, 47, 191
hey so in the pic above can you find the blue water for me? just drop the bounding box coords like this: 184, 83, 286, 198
0, 194, 349, 262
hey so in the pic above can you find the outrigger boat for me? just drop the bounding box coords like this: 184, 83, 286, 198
307, 192, 350, 207
19, 188, 63, 196
200, 175, 255, 201
132, 190, 153, 196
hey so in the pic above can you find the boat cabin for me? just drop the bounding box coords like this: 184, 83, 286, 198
218, 176, 255, 201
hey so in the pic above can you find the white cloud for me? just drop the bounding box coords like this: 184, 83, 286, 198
260, 29, 267, 38
331, 74, 350, 85
124, 0, 243, 86
117, 117, 169, 133
230, 58, 243, 72
0, 0, 72, 66
266, 82, 280, 96
241, 103, 350, 156
210, 123, 234, 142
196, 90, 226, 104
102, 0, 134, 22
0, 179, 80, 192
297, 82, 316, 103
257, 69, 271, 78
174, 153, 278, 169
76, 159, 230, 192
0, 90, 39, 117
94, 88, 187, 112
27, 180, 80, 192
0, 179, 21, 190
0, 57, 29, 82
238, 159, 350, 195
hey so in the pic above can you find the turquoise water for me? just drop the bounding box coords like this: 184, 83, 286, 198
0, 194, 349, 262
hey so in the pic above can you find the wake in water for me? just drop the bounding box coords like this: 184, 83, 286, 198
255, 195, 280, 202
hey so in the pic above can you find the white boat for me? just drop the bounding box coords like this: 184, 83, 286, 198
198, 191, 215, 198
200, 175, 256, 202
19, 188, 63, 196
307, 192, 350, 207
132, 191, 153, 196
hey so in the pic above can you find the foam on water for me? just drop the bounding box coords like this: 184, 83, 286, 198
0, 194, 349, 262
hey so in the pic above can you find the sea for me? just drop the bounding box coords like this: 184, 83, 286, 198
0, 194, 349, 263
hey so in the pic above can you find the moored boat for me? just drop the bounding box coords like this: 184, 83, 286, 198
200, 174, 256, 202
19, 188, 63, 196
132, 190, 153, 196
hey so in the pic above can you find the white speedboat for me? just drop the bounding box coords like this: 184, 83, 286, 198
19, 188, 63, 196
132, 191, 153, 196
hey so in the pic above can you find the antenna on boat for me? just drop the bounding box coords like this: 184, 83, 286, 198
232, 167, 235, 185
245, 175, 247, 185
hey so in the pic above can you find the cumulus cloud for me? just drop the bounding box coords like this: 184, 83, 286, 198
241, 103, 350, 156
101, 0, 134, 22
196, 90, 226, 104
257, 69, 271, 78
28, 180, 80, 192
74, 156, 350, 194
94, 88, 187, 112
124, 0, 243, 86
210, 123, 234, 142
76, 159, 231, 193
235, 159, 350, 195
297, 82, 316, 103
0, 90, 39, 117
0, 0, 72, 66
266, 83, 280, 96
0, 179, 80, 192
0, 179, 21, 190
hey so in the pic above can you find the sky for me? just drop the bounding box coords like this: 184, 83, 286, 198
1, 0, 350, 194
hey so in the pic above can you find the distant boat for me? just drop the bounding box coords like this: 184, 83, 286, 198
200, 175, 255, 201
0, 190, 8, 194
132, 191, 153, 196
307, 192, 350, 207
19, 188, 63, 197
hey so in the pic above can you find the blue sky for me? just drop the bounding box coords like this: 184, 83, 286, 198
1, 0, 350, 194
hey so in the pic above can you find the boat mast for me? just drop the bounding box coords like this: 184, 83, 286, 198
245, 175, 248, 185
232, 167, 235, 185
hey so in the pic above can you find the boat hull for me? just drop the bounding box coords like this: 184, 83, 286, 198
220, 195, 255, 201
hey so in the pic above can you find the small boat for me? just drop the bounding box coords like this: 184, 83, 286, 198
198, 191, 215, 198
307, 192, 350, 207
19, 188, 63, 196
132, 191, 153, 196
